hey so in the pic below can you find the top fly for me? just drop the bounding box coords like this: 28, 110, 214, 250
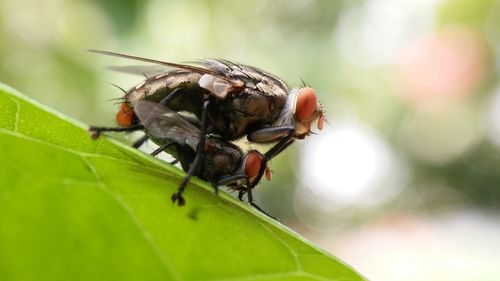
89, 50, 324, 142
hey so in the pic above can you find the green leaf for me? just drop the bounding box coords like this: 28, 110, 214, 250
0, 83, 365, 281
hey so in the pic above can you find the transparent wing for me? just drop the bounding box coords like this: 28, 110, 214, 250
134, 101, 200, 151
90, 49, 234, 81
106, 65, 171, 78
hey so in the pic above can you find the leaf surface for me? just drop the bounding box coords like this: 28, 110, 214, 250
0, 83, 365, 281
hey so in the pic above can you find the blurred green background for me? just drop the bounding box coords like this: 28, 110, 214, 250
1, 0, 499, 280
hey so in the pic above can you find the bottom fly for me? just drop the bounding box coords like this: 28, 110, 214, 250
132, 101, 273, 215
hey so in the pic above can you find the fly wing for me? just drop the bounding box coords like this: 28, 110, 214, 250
90, 49, 243, 84
106, 65, 171, 78
134, 101, 200, 151
90, 49, 217, 75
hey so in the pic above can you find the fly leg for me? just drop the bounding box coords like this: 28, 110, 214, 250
132, 134, 149, 148
89, 124, 144, 139
158, 88, 182, 107
238, 191, 245, 201
210, 183, 220, 196
151, 142, 175, 156
215, 174, 247, 197
216, 174, 246, 186
247, 126, 294, 143
151, 143, 179, 165
171, 100, 209, 206
245, 179, 276, 220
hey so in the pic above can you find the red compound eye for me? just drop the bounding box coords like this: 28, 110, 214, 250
295, 87, 317, 122
245, 151, 263, 182
116, 102, 135, 127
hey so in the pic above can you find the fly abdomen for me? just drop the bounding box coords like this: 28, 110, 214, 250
126, 71, 206, 113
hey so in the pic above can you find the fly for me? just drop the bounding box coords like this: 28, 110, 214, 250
134, 101, 273, 216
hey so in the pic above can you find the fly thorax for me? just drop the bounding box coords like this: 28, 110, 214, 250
274, 89, 298, 128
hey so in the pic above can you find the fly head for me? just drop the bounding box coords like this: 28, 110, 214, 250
289, 87, 325, 138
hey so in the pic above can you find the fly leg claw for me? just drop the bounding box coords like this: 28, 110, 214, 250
171, 191, 186, 206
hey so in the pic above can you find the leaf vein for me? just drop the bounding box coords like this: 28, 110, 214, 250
260, 223, 302, 271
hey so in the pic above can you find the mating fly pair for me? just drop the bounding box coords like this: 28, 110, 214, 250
89, 50, 325, 211
132, 101, 273, 214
